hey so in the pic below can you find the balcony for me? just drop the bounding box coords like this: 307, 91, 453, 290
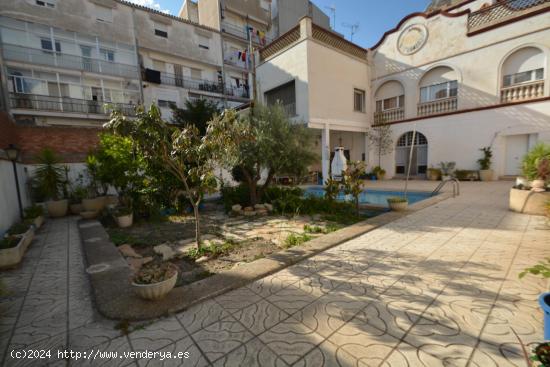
144, 69, 224, 94
224, 85, 250, 99
9, 93, 136, 116
220, 21, 271, 45
467, 0, 550, 34
501, 80, 545, 103
417, 97, 457, 116
374, 108, 405, 124
2, 44, 139, 79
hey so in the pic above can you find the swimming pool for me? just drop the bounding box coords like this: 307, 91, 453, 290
304, 187, 433, 208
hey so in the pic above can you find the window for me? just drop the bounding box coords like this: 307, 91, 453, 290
154, 22, 168, 38
354, 89, 365, 112
420, 80, 457, 103
41, 39, 61, 52
376, 95, 404, 112
35, 0, 55, 8
198, 35, 209, 50
95, 5, 113, 22
503, 68, 544, 87
190, 68, 202, 80
100, 49, 115, 62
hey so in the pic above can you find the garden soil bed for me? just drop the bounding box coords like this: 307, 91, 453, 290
105, 206, 344, 286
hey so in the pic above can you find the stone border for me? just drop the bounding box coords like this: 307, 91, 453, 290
79, 192, 452, 320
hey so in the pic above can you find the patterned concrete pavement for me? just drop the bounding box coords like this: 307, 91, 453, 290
1, 181, 549, 366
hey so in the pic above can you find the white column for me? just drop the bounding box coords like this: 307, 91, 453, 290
321, 124, 330, 184
364, 132, 369, 166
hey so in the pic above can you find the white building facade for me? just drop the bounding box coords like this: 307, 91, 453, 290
256, 0, 550, 182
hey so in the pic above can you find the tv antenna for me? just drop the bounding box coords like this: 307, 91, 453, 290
324, 4, 336, 29
342, 22, 359, 42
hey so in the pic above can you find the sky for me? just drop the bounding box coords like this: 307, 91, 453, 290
127, 0, 431, 49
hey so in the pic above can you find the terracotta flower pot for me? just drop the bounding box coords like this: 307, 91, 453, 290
479, 169, 494, 182
82, 197, 104, 212
46, 199, 68, 217
131, 270, 178, 300
115, 213, 133, 228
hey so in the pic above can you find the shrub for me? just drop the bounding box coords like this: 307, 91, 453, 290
522, 143, 550, 180
284, 233, 312, 248
454, 170, 478, 181
24, 205, 44, 219
133, 262, 177, 285
477, 146, 492, 170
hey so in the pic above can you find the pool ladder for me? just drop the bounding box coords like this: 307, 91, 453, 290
431, 178, 460, 197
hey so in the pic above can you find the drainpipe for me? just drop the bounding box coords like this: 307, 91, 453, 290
131, 8, 145, 105
218, 0, 228, 109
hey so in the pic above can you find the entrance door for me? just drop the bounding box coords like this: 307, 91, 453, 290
505, 135, 529, 175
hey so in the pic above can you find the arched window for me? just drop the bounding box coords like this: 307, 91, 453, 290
501, 46, 545, 102
419, 66, 458, 103
374, 80, 405, 123
395, 131, 428, 176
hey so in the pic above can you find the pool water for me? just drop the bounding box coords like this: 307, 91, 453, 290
304, 187, 433, 208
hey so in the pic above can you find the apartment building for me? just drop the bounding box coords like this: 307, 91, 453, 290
256, 0, 550, 182
270, 0, 331, 39
179, 0, 272, 102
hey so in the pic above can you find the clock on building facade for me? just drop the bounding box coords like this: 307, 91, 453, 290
397, 24, 428, 55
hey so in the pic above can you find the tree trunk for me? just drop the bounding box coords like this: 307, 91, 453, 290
192, 203, 201, 249
249, 180, 258, 206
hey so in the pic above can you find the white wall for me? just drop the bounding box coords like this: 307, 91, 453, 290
0, 159, 31, 234
374, 99, 550, 178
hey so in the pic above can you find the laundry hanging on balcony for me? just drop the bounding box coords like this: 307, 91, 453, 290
244, 25, 267, 46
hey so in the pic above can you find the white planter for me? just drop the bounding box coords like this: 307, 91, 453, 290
531, 179, 547, 192
33, 216, 44, 229
0, 227, 34, 268
115, 213, 133, 228
509, 188, 550, 215
479, 169, 494, 182
388, 201, 408, 211
131, 270, 178, 300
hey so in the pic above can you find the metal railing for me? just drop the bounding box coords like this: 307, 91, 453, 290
220, 21, 271, 45
224, 85, 250, 99
374, 108, 405, 124
417, 97, 457, 116
2, 44, 139, 79
9, 93, 136, 116
432, 178, 460, 197
468, 0, 550, 31
500, 80, 545, 103
158, 72, 224, 94
282, 102, 296, 117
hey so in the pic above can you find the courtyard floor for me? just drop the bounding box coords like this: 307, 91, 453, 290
1, 181, 549, 366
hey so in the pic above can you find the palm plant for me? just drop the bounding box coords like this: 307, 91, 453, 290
33, 148, 65, 201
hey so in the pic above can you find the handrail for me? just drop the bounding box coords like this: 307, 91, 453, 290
432, 177, 460, 197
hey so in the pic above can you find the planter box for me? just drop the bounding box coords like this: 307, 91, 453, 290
0, 227, 35, 268
388, 201, 408, 211
479, 169, 494, 182
47, 199, 68, 217
115, 213, 133, 228
509, 188, 550, 215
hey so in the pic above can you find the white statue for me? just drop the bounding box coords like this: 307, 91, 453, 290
331, 147, 347, 181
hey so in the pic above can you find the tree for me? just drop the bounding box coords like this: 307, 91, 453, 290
171, 99, 220, 136
343, 161, 366, 215
106, 105, 244, 247
228, 104, 317, 206
366, 124, 393, 167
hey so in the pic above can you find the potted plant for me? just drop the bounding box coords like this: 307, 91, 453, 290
531, 158, 549, 193
82, 156, 107, 213
439, 161, 456, 181
387, 196, 408, 211
113, 206, 133, 228
477, 146, 494, 181
69, 185, 87, 215
0, 221, 34, 268
519, 258, 550, 342
131, 262, 178, 300
33, 148, 68, 217
24, 205, 45, 229
427, 166, 441, 181
372, 166, 386, 180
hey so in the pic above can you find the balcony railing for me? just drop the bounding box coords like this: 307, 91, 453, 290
157, 71, 224, 94
282, 103, 296, 117
374, 108, 405, 124
417, 97, 457, 116
220, 21, 271, 45
2, 44, 139, 79
223, 57, 248, 70
224, 85, 250, 99
9, 93, 136, 116
468, 0, 550, 32
501, 80, 545, 103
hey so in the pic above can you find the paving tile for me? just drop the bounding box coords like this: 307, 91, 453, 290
176, 299, 229, 334
128, 317, 188, 352
214, 287, 263, 314
70, 336, 135, 367
232, 300, 289, 336
191, 315, 254, 363
258, 318, 324, 365
68, 319, 121, 350
212, 338, 287, 367
136, 335, 208, 367
265, 284, 319, 315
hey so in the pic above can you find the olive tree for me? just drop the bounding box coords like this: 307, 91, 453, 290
229, 104, 317, 206
106, 105, 244, 247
